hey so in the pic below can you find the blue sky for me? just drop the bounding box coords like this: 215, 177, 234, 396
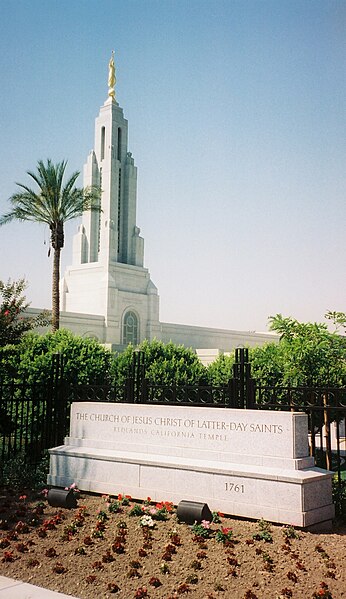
0, 0, 345, 332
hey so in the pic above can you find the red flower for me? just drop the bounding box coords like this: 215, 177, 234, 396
83, 536, 93, 546
53, 562, 67, 574
15, 521, 29, 533
15, 542, 28, 553
37, 527, 47, 538
149, 576, 162, 587
2, 551, 15, 562
107, 582, 120, 592
134, 587, 148, 598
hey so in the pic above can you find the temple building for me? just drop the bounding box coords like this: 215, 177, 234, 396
58, 55, 277, 355
61, 53, 160, 347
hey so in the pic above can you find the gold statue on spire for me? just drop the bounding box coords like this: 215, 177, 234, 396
108, 50, 116, 100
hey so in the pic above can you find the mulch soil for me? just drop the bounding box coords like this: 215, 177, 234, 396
0, 489, 345, 599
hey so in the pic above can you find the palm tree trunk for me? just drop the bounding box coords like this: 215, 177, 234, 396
50, 221, 64, 332
52, 245, 61, 332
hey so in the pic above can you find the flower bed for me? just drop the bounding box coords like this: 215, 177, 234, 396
0, 488, 345, 598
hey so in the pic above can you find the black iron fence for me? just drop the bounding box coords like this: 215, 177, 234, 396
0, 354, 66, 464
1, 349, 345, 507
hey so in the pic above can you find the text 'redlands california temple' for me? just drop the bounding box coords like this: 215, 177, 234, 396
60, 54, 276, 354
61, 52, 160, 346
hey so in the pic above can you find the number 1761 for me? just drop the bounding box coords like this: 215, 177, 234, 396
225, 482, 244, 493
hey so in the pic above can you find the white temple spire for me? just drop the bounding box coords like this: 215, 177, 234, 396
61, 58, 160, 346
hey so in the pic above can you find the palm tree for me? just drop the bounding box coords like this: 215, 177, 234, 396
0, 159, 101, 331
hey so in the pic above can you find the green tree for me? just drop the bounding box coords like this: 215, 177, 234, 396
0, 160, 101, 331
0, 278, 49, 347
0, 330, 114, 462
11, 329, 113, 387
263, 313, 346, 387
325, 310, 346, 334
112, 339, 207, 388
250, 342, 285, 387
206, 353, 235, 385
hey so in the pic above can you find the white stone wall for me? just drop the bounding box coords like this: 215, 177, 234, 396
158, 321, 278, 351
26, 307, 278, 352
26, 307, 106, 342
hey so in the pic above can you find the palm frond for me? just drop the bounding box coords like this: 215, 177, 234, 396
1, 159, 102, 230
1, 158, 102, 332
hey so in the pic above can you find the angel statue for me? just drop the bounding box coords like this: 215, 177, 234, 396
108, 50, 116, 99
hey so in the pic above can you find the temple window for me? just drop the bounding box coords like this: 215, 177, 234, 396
123, 311, 139, 345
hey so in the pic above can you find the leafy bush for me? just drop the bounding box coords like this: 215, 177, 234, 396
206, 353, 235, 385
0, 452, 49, 490
250, 313, 346, 388
0, 278, 49, 348
250, 342, 285, 387
332, 477, 346, 518
1, 329, 113, 386
253, 519, 273, 543
191, 521, 212, 538
112, 339, 207, 387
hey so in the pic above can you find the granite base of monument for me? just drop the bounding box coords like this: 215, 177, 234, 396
47, 403, 335, 528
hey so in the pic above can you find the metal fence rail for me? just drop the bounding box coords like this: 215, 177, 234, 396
0, 380, 53, 463
139, 381, 233, 407
255, 383, 346, 480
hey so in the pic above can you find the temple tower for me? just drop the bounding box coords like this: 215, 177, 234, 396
61, 53, 160, 346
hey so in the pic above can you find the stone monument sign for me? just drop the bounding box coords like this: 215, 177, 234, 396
48, 402, 335, 528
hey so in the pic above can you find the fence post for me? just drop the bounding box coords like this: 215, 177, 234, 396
141, 378, 149, 403
131, 349, 145, 403
323, 392, 332, 471
288, 384, 294, 412
246, 377, 256, 409
227, 378, 235, 407
232, 348, 254, 409
309, 411, 316, 458
51, 353, 65, 447
125, 376, 134, 403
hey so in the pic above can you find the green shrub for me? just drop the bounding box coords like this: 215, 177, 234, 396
111, 339, 207, 387
0, 452, 49, 490
0, 278, 50, 348
2, 329, 113, 386
206, 353, 235, 385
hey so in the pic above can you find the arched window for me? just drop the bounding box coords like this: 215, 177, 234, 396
123, 311, 139, 345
